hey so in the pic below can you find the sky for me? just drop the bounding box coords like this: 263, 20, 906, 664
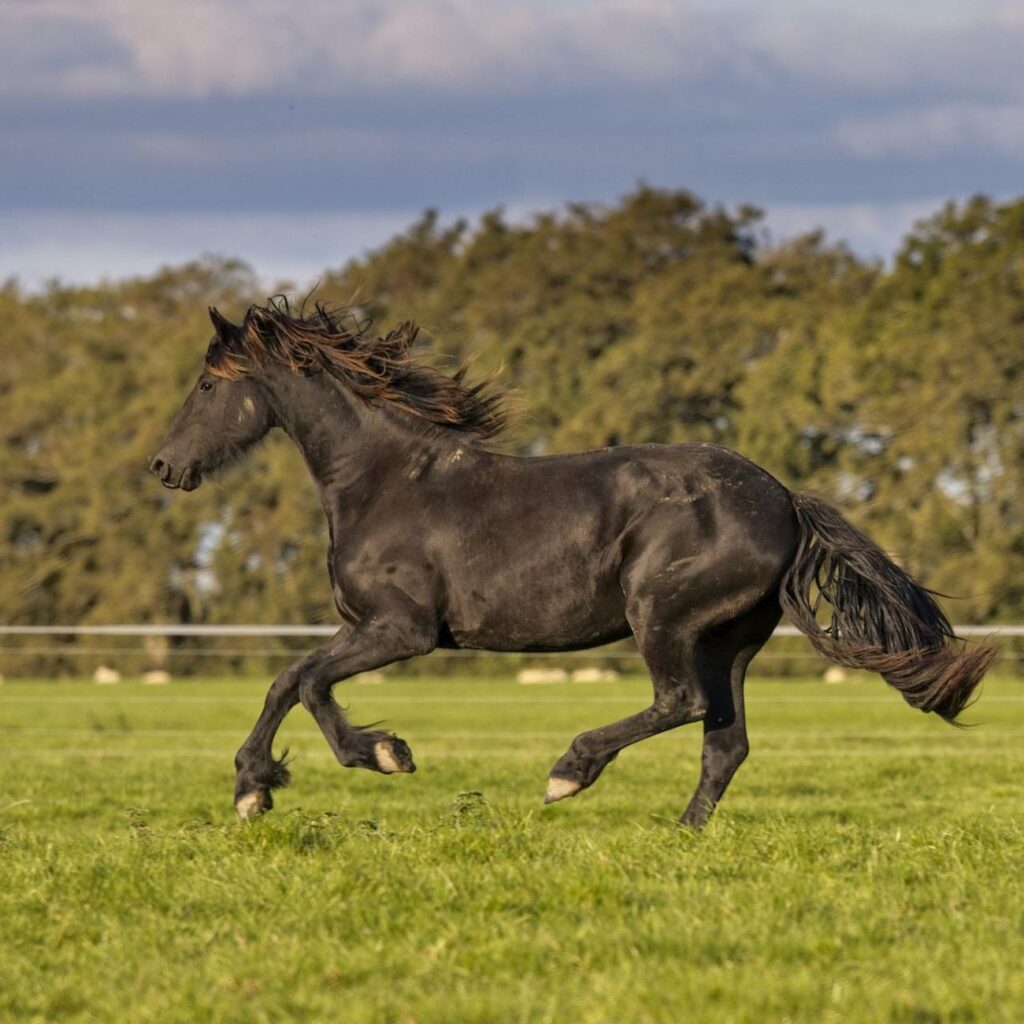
2, 0, 1022, 290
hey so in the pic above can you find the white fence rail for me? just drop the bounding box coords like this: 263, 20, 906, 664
2, 622, 1015, 671
1, 624, 1018, 671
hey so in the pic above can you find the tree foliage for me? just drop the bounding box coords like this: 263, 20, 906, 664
1, 188, 1021, 672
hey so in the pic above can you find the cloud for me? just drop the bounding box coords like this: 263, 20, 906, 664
750, 6, 1024, 96
0, 0, 1021, 287
1, 0, 727, 99
835, 104, 1024, 160
3, 0, 1023, 102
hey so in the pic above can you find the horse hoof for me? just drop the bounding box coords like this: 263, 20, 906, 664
544, 775, 582, 804
235, 789, 272, 820
374, 738, 416, 774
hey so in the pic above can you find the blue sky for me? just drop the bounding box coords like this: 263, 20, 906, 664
2, 0, 1021, 288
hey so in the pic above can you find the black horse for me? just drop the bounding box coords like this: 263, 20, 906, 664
151, 300, 995, 826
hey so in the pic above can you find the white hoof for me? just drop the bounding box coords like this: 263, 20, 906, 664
235, 791, 269, 821
374, 740, 402, 774
544, 776, 582, 804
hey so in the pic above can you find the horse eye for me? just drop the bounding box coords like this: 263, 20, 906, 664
199, 380, 214, 393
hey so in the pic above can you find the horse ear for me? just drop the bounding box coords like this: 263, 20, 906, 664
208, 306, 238, 340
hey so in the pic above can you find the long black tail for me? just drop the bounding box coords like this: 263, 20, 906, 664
780, 492, 996, 724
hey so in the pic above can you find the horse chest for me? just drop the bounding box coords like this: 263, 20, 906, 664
326, 536, 441, 621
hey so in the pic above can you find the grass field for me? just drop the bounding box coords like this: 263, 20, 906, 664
1, 674, 1022, 1024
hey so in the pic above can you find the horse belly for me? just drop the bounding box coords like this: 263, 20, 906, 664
444, 552, 629, 652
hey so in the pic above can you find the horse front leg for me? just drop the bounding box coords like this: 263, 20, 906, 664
234, 603, 436, 819
233, 658, 310, 820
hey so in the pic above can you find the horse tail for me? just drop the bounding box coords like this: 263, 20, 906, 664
779, 492, 996, 724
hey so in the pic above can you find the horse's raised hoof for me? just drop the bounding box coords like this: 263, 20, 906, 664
373, 737, 416, 774
235, 789, 273, 821
544, 775, 582, 804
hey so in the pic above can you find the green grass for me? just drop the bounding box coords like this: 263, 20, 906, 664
1, 675, 1022, 1024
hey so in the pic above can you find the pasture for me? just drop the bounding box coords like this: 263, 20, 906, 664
1, 674, 1022, 1024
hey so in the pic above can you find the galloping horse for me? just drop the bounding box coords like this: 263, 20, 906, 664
151, 300, 995, 825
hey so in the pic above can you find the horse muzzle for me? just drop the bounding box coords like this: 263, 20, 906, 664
149, 455, 203, 491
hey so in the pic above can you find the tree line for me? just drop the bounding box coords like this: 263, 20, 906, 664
1, 187, 1021, 675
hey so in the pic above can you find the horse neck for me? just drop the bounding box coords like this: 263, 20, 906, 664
264, 366, 465, 507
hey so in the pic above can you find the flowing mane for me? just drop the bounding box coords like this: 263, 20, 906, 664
206, 296, 506, 439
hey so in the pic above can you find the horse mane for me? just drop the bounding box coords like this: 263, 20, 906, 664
205, 296, 506, 439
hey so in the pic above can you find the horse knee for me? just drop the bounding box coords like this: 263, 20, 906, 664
267, 671, 301, 702
297, 665, 330, 713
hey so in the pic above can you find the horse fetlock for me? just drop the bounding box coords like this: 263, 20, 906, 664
679, 796, 716, 830
268, 753, 292, 789
237, 753, 291, 794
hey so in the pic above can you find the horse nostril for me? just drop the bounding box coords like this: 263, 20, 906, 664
150, 457, 165, 475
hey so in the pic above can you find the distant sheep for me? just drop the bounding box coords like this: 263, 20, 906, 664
516, 667, 569, 684
570, 667, 620, 683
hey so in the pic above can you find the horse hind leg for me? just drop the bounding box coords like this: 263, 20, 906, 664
679, 597, 781, 829
545, 616, 710, 804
